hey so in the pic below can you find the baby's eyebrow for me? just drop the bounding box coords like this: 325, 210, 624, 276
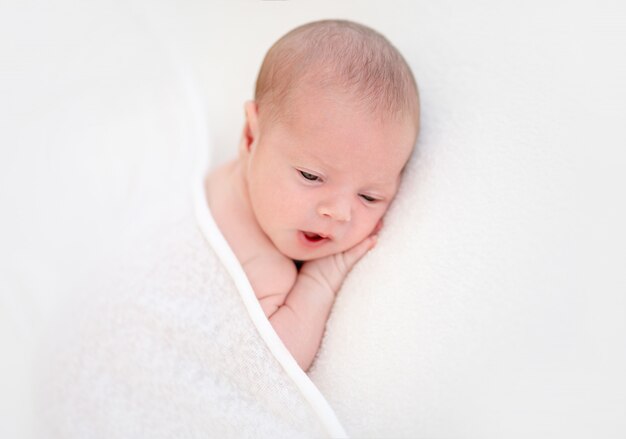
292, 150, 335, 172
366, 174, 402, 193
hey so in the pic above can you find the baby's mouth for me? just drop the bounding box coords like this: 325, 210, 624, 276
302, 231, 329, 242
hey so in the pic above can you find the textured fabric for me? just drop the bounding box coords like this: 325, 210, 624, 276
37, 209, 330, 438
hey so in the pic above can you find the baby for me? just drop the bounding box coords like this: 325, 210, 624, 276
206, 20, 420, 372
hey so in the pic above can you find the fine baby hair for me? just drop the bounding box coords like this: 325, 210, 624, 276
254, 19, 420, 130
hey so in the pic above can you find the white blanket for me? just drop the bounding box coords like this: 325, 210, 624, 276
37, 183, 345, 437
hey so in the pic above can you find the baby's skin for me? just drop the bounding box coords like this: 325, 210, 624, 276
207, 88, 415, 371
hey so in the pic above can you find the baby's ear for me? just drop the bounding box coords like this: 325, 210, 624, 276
243, 101, 260, 152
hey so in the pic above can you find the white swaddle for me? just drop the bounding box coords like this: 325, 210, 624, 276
38, 186, 345, 438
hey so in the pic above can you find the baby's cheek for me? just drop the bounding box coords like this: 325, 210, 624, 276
347, 223, 376, 248
274, 185, 299, 211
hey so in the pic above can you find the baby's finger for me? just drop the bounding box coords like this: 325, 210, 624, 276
340, 235, 377, 270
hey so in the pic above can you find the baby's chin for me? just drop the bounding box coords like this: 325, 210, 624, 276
278, 241, 348, 263
282, 248, 328, 262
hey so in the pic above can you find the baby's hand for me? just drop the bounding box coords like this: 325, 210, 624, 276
299, 221, 381, 297
271, 220, 382, 371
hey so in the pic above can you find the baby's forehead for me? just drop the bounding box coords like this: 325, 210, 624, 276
272, 105, 414, 182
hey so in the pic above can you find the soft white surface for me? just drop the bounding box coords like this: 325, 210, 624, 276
36, 200, 337, 438
1, 1, 202, 436
2, 1, 626, 438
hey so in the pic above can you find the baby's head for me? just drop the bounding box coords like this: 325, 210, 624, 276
240, 19, 420, 261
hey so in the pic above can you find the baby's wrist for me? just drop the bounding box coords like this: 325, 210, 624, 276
298, 270, 336, 301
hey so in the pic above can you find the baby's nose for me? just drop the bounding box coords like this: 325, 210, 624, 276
317, 198, 351, 222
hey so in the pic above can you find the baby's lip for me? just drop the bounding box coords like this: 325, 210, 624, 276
302, 231, 332, 240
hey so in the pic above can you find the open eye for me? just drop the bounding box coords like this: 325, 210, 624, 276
299, 170, 320, 182
360, 194, 378, 203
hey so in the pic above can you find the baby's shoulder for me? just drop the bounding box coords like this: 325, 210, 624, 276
205, 160, 296, 307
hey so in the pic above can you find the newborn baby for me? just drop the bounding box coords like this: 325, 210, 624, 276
206, 20, 420, 371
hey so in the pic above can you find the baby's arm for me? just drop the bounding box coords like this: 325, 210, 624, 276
268, 235, 377, 372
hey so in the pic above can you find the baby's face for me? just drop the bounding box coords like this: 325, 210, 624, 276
245, 91, 416, 261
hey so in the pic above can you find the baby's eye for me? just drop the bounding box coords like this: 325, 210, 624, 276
299, 170, 320, 182
360, 194, 378, 203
